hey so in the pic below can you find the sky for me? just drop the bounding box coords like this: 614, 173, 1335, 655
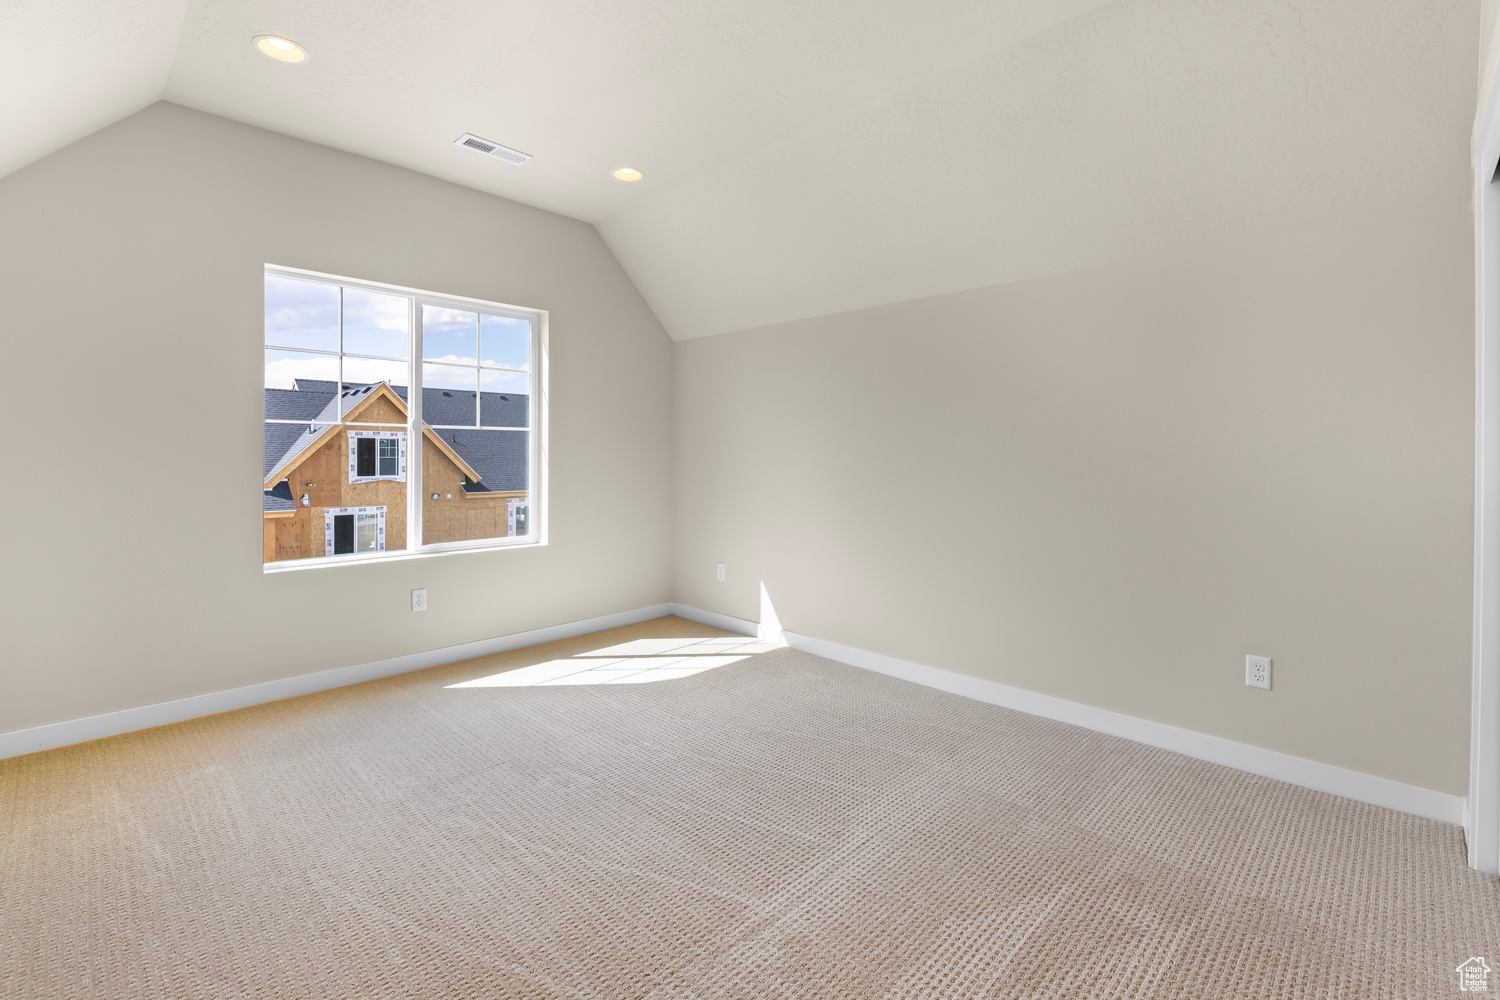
264, 275, 531, 397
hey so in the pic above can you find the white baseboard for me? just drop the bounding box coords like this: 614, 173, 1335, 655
6, 600, 1467, 827
667, 602, 760, 637
0, 603, 675, 761
767, 625, 1464, 826
667, 601, 1466, 825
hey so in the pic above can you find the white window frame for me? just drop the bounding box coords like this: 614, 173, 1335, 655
1471, 64, 1500, 875
348, 429, 406, 484
324, 506, 386, 557
265, 264, 548, 572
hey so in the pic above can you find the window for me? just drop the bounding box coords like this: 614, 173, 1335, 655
264, 266, 544, 568
348, 430, 406, 484
508, 498, 529, 537
325, 507, 385, 556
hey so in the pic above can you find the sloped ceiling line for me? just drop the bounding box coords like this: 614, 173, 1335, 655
0, 0, 1476, 341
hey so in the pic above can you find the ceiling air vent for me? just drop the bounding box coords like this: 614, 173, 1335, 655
455, 133, 531, 165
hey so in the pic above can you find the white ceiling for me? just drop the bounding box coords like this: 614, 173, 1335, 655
0, 0, 189, 180
601, 1, 1479, 338
0, 0, 1479, 340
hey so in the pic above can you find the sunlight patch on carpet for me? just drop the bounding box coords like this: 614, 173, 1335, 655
447, 654, 751, 687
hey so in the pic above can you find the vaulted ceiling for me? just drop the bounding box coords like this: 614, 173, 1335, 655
0, 0, 1478, 340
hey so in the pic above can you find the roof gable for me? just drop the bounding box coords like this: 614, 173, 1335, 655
263, 381, 483, 488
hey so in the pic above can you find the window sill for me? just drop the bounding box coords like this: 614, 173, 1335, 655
263, 536, 544, 574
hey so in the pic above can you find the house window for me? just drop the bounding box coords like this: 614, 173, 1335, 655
324, 507, 386, 556
347, 430, 406, 484
265, 266, 544, 568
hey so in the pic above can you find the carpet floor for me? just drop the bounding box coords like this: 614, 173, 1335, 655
3, 615, 1498, 998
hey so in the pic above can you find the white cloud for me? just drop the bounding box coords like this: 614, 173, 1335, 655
423, 306, 475, 328
264, 352, 527, 395
343, 356, 407, 385
343, 287, 409, 331
264, 353, 337, 389
264, 275, 337, 341
480, 368, 529, 392
425, 351, 529, 372
480, 356, 530, 371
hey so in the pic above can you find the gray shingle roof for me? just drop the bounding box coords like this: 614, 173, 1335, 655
436, 428, 528, 493
262, 393, 339, 479
264, 480, 296, 512
264, 380, 530, 492
264, 386, 335, 421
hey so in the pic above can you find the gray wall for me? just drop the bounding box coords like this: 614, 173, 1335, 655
674, 209, 1474, 795
0, 97, 1477, 799
0, 102, 674, 735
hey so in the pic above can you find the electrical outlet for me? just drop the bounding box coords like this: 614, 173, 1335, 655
411, 588, 427, 613
1245, 655, 1271, 690
716, 562, 726, 582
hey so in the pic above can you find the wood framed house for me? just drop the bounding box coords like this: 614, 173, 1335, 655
263, 379, 528, 562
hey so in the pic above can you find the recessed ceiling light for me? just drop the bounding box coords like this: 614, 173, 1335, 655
254, 35, 309, 63
612, 167, 643, 182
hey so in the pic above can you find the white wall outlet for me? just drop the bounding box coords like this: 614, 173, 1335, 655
411, 588, 427, 613
716, 562, 726, 582
1246, 655, 1271, 690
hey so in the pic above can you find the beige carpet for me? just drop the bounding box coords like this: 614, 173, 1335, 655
3, 616, 1497, 999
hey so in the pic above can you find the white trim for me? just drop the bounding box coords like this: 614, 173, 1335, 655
263, 263, 547, 573
0, 604, 675, 761
534, 309, 549, 548
7, 598, 1464, 827
1472, 61, 1500, 873
407, 290, 423, 554
666, 602, 760, 636
666, 603, 1464, 825
267, 263, 545, 320
264, 533, 542, 573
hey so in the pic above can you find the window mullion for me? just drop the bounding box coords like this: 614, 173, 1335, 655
408, 296, 423, 554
